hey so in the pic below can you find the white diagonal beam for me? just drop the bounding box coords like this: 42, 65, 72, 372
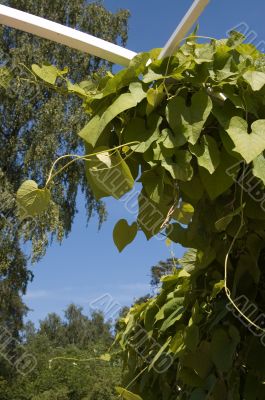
0, 5, 137, 67
159, 0, 210, 59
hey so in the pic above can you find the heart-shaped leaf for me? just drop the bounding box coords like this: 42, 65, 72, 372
16, 180, 51, 218
226, 116, 265, 163
243, 70, 265, 91
162, 150, 193, 181
113, 219, 137, 252
32, 64, 66, 85
166, 90, 212, 145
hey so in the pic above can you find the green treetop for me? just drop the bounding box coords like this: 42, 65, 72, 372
0, 0, 129, 335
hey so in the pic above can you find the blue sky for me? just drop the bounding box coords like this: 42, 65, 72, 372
23, 0, 265, 324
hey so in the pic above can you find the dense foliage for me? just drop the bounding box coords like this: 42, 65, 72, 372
11, 31, 265, 399
0, 0, 129, 337
0, 304, 121, 400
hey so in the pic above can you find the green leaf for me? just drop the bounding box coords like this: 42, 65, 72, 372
144, 303, 158, 332
159, 128, 179, 149
161, 269, 190, 282
116, 387, 143, 400
197, 247, 216, 269
178, 249, 197, 272
179, 368, 204, 388
166, 90, 212, 145
126, 114, 162, 154
66, 81, 87, 96
226, 117, 265, 163
253, 153, 265, 184
227, 30, 245, 47
113, 219, 137, 252
16, 180, 51, 218
179, 175, 204, 202
184, 324, 199, 352
191, 301, 203, 324
140, 168, 164, 204
172, 202, 194, 224
183, 341, 213, 380
195, 42, 215, 64
137, 192, 166, 239
146, 85, 165, 114
210, 328, 239, 372
79, 82, 146, 146
155, 297, 184, 321
160, 307, 184, 332
103, 52, 150, 96
170, 327, 186, 354
162, 150, 193, 181
32, 64, 62, 85
189, 135, 220, 174
199, 148, 235, 199
211, 280, 225, 299
142, 70, 164, 83
79, 108, 108, 148
215, 205, 244, 232
243, 70, 265, 91
85, 148, 134, 200
212, 101, 243, 131
167, 223, 190, 248
148, 337, 171, 372
190, 389, 207, 400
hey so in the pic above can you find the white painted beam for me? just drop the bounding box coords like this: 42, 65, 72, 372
159, 0, 210, 59
0, 5, 137, 67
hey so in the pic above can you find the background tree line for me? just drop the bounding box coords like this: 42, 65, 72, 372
0, 262, 173, 399
0, 304, 121, 400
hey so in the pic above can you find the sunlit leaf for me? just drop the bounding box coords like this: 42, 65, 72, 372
79, 82, 146, 146
85, 148, 134, 200
226, 117, 265, 163
32, 64, 62, 85
16, 180, 51, 218
116, 387, 143, 400
243, 70, 265, 91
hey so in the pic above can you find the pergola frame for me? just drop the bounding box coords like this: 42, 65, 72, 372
0, 0, 209, 66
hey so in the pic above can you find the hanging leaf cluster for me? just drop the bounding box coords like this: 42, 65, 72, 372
16, 31, 265, 399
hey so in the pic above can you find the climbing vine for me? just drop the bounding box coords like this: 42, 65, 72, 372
12, 30, 265, 399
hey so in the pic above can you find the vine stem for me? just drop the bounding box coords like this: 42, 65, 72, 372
49, 356, 103, 366
224, 162, 265, 333
181, 34, 217, 42
45, 141, 140, 187
118, 366, 148, 398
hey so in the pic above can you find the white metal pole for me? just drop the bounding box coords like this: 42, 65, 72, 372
158, 0, 210, 59
0, 5, 137, 67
